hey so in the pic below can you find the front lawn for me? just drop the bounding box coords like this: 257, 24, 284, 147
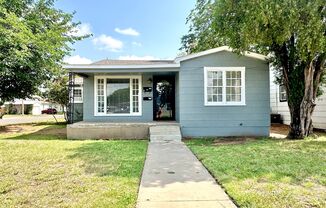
0, 124, 147, 208
186, 137, 326, 208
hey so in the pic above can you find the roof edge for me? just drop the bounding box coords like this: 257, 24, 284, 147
174, 46, 268, 62
63, 63, 180, 70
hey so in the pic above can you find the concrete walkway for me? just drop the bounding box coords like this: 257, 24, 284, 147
137, 141, 237, 208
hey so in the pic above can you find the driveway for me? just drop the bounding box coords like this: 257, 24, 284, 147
0, 115, 64, 126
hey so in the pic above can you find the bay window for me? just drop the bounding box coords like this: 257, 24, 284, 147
204, 67, 245, 105
95, 75, 142, 116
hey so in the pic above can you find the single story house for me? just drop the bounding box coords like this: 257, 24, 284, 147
65, 46, 270, 139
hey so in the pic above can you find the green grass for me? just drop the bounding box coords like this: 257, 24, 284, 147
0, 124, 148, 208
186, 137, 326, 208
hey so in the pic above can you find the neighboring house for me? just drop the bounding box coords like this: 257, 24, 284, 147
4, 96, 64, 115
65, 46, 270, 139
2, 78, 84, 118
270, 69, 326, 130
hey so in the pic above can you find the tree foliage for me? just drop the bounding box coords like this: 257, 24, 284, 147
45, 74, 69, 121
180, 0, 227, 53
0, 0, 87, 102
182, 0, 326, 139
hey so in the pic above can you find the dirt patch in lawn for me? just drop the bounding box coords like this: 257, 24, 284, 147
271, 124, 290, 136
270, 123, 326, 138
212, 137, 259, 145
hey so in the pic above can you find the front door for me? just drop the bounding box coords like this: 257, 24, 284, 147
153, 76, 175, 121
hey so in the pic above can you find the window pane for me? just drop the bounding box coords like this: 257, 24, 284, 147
97, 79, 105, 113
132, 78, 140, 113
107, 79, 130, 114
213, 79, 218, 86
226, 71, 242, 103
206, 71, 223, 103
74, 89, 82, 97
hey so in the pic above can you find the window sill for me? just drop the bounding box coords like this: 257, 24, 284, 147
204, 103, 246, 106
94, 113, 142, 117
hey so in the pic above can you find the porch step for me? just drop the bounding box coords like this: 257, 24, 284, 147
149, 125, 182, 142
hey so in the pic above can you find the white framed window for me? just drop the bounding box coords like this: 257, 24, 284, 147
279, 85, 287, 102
94, 75, 142, 116
73, 88, 83, 103
204, 67, 245, 106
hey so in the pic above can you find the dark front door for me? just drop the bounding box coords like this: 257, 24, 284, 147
153, 76, 175, 121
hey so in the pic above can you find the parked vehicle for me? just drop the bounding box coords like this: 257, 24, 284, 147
41, 108, 57, 114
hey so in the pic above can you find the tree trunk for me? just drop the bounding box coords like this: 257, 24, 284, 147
287, 59, 323, 139
287, 103, 315, 139
272, 40, 325, 139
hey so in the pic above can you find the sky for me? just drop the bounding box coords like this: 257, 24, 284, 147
55, 0, 196, 64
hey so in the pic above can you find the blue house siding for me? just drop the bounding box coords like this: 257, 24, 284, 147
83, 73, 154, 122
179, 51, 270, 137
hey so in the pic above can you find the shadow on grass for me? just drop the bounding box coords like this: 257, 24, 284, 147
33, 121, 67, 126
67, 141, 147, 178
0, 125, 67, 140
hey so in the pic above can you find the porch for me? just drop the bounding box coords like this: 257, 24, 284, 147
67, 121, 180, 140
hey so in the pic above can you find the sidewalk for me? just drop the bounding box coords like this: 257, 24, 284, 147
137, 142, 237, 208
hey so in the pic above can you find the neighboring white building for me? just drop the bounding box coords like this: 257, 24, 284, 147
270, 69, 326, 129
4, 96, 63, 115
3, 76, 84, 116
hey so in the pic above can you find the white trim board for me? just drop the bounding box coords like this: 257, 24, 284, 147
64, 64, 180, 69
175, 46, 268, 62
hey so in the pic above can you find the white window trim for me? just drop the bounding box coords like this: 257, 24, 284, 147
73, 87, 83, 103
94, 75, 142, 116
204, 67, 246, 106
279, 84, 287, 102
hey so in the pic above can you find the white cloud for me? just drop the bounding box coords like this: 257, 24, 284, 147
115, 27, 140, 36
64, 55, 92, 64
92, 34, 123, 51
118, 55, 158, 60
69, 23, 92, 36
132, 41, 142, 47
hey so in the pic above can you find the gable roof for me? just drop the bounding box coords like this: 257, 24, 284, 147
63, 46, 267, 71
175, 46, 268, 63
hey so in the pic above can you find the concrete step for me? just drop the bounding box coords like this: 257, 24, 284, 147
151, 135, 182, 141
150, 131, 181, 135
149, 125, 182, 143
150, 126, 181, 134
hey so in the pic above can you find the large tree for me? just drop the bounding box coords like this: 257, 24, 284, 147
182, 0, 326, 139
0, 0, 86, 102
